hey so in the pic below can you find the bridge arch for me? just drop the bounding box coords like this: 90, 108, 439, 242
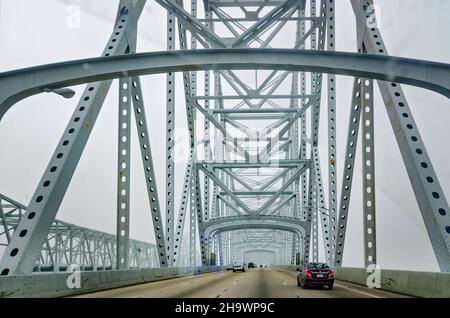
2, 49, 450, 121
201, 215, 308, 240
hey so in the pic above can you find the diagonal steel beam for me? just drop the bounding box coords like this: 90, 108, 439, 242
266, 194, 297, 216
259, 168, 292, 191
257, 98, 313, 160
231, 0, 303, 48
256, 164, 308, 215
155, 0, 227, 48
194, 102, 251, 159
199, 165, 250, 215
217, 195, 245, 216
221, 170, 253, 191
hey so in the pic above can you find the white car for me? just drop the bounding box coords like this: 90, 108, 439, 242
233, 263, 245, 272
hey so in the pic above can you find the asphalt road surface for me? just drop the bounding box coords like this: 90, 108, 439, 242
74, 268, 410, 298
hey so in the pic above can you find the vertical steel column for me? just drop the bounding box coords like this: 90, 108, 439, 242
210, 71, 222, 219
0, 200, 10, 243
172, 156, 194, 265
130, 77, 167, 267
303, 166, 313, 264
231, 231, 236, 263
308, 0, 319, 264
165, 11, 176, 266
189, 171, 197, 267
312, 146, 330, 261
190, 7, 199, 264
117, 78, 132, 270
311, 178, 319, 262
333, 78, 363, 266
54, 233, 60, 272
326, 0, 337, 266
191, 166, 206, 265
299, 3, 308, 222
362, 78, 377, 267
308, 0, 329, 263
203, 4, 212, 227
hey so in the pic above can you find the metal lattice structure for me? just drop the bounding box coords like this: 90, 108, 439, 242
1, 0, 450, 278
0, 194, 159, 271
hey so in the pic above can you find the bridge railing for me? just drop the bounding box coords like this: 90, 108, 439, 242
0, 266, 225, 298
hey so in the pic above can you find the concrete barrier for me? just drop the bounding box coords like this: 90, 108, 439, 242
0, 266, 225, 298
274, 265, 450, 298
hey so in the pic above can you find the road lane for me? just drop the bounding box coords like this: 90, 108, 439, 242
74, 268, 411, 298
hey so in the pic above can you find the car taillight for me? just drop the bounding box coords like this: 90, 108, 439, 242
305, 271, 312, 278
329, 271, 335, 278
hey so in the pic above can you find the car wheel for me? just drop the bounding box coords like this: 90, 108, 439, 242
302, 284, 308, 289
297, 278, 300, 286
232, 270, 235, 272
328, 283, 334, 290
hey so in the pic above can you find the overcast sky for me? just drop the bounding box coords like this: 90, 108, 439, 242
1, 0, 450, 271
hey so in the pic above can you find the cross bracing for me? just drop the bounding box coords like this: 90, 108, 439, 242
0, 0, 449, 279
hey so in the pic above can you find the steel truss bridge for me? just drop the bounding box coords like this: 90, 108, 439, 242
0, 0, 450, 297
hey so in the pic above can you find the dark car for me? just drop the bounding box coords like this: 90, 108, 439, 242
259, 264, 263, 268
248, 262, 255, 268
297, 262, 334, 289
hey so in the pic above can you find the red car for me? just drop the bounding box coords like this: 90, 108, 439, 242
297, 262, 334, 289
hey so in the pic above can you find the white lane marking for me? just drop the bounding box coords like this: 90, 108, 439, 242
282, 282, 287, 286
334, 283, 382, 298
233, 281, 238, 285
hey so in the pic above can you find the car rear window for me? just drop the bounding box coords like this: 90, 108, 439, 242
307, 263, 330, 270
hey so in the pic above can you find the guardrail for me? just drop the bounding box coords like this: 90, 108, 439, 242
274, 265, 450, 298
0, 266, 225, 298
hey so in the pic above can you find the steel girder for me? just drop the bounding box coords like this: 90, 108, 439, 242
1, 50, 450, 117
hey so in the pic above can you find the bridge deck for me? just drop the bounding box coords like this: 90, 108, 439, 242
73, 268, 410, 298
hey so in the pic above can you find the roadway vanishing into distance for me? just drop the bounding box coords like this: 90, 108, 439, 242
74, 268, 410, 298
